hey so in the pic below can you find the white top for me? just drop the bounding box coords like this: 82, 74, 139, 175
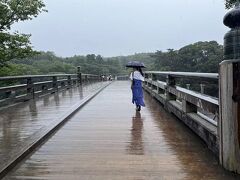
130, 71, 145, 81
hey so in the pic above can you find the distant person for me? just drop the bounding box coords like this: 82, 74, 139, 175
130, 67, 145, 111
101, 75, 105, 81
108, 74, 112, 81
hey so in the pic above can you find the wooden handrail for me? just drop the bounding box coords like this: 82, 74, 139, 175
0, 73, 100, 81
144, 71, 218, 80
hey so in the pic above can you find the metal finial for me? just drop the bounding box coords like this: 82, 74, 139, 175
224, 2, 240, 28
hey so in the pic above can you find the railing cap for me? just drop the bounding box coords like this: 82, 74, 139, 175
144, 71, 219, 80
82, 74, 99, 77
0, 74, 77, 80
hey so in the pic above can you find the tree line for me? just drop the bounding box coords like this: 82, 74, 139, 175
0, 52, 124, 76
0, 40, 223, 77
152, 41, 223, 73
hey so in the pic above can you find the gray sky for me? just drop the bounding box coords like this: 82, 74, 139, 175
13, 0, 228, 57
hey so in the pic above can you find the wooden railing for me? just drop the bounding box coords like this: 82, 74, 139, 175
143, 71, 219, 154
116, 75, 129, 81
0, 73, 102, 107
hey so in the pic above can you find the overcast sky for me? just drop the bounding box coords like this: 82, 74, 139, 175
12, 0, 228, 57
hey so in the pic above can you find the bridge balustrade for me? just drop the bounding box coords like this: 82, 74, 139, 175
81, 74, 102, 83
116, 75, 129, 81
143, 71, 219, 154
0, 73, 101, 107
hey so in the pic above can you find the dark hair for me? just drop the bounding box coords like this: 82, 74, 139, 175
136, 67, 144, 76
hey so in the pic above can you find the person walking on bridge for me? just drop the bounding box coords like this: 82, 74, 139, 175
130, 67, 145, 111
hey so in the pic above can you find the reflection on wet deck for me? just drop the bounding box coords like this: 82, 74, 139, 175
0, 82, 105, 168
127, 111, 144, 155
4, 81, 240, 179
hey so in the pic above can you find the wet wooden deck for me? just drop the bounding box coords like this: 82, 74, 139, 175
0, 82, 108, 176
2, 81, 240, 179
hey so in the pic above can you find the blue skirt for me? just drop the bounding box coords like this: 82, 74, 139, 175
132, 79, 145, 107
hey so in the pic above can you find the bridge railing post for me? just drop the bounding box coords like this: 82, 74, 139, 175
219, 3, 240, 173
52, 76, 58, 92
166, 75, 176, 101
67, 75, 72, 88
219, 60, 240, 173
152, 74, 157, 90
200, 84, 205, 94
41, 84, 47, 94
77, 66, 82, 85
26, 77, 34, 99
85, 75, 88, 84
144, 73, 149, 87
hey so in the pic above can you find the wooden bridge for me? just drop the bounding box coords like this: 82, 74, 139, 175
0, 68, 240, 179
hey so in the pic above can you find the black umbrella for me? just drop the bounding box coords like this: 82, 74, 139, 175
126, 61, 146, 68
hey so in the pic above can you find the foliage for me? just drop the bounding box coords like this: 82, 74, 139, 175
0, 63, 39, 76
105, 53, 156, 76
0, 0, 46, 67
0, 41, 223, 77
3, 52, 125, 76
225, 0, 240, 9
153, 41, 223, 73
0, 32, 36, 67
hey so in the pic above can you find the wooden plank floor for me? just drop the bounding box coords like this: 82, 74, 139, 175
4, 81, 240, 179
0, 82, 107, 170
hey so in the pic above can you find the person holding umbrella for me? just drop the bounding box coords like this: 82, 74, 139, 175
126, 61, 145, 111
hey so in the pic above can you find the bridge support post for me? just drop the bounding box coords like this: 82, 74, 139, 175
219, 60, 240, 173
52, 76, 58, 92
26, 77, 34, 100
144, 73, 149, 87
77, 66, 82, 85
220, 4, 240, 173
85, 75, 88, 84
166, 75, 176, 101
67, 75, 72, 88
200, 84, 205, 94
152, 74, 157, 90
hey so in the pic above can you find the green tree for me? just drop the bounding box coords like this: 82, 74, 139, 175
153, 49, 180, 71
0, 0, 46, 67
86, 54, 96, 62
153, 41, 223, 73
225, 0, 240, 9
96, 55, 104, 64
